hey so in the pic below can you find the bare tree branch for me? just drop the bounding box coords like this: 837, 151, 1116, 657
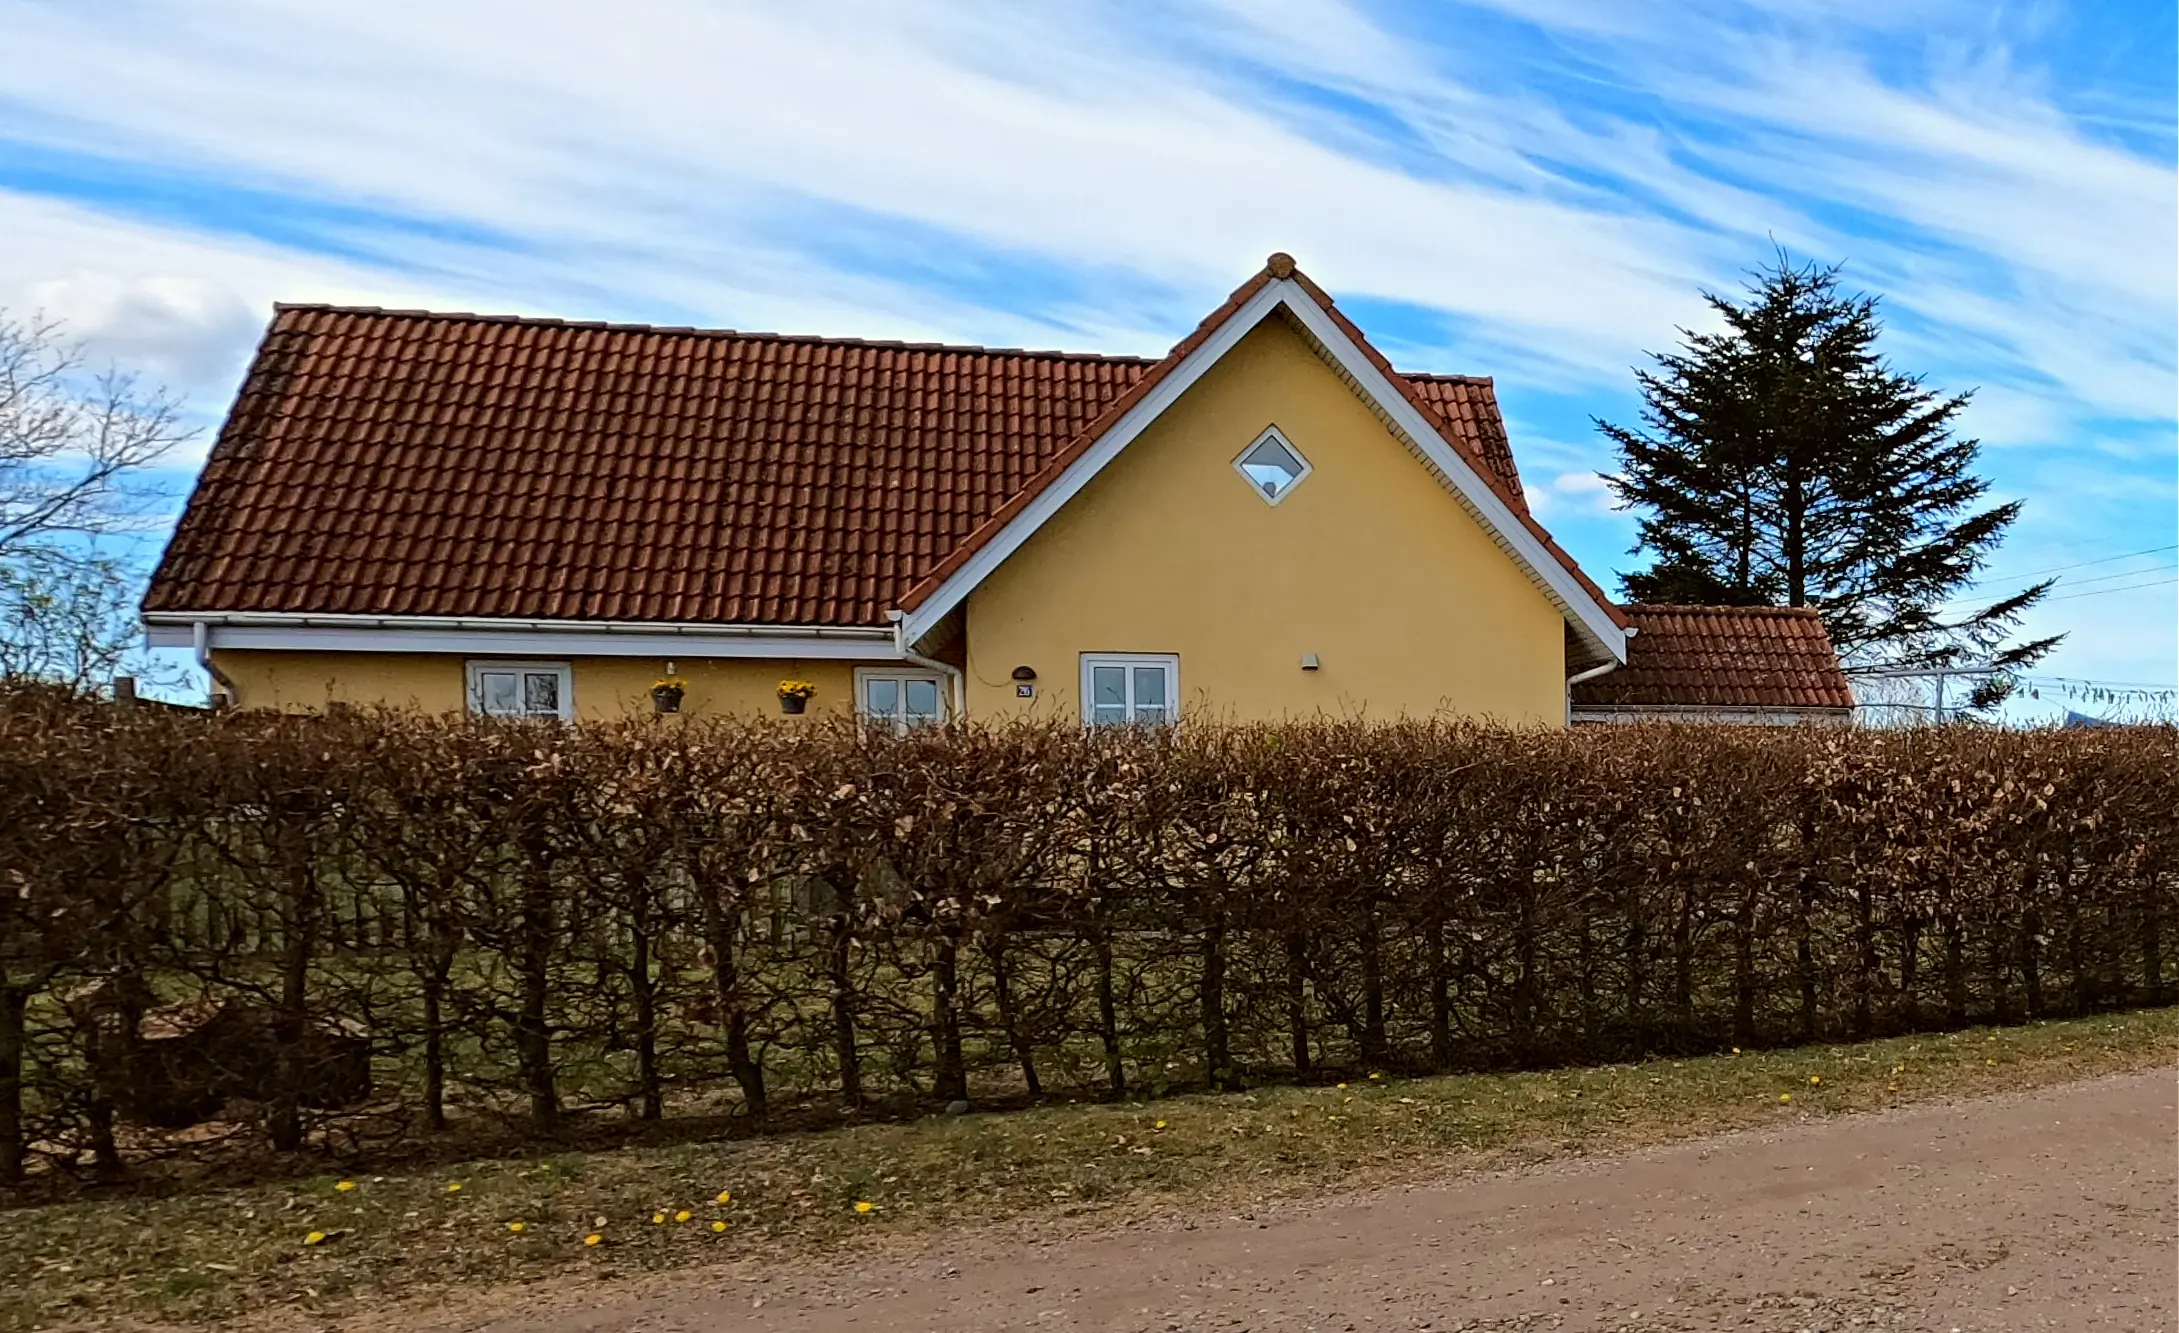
0, 310, 194, 559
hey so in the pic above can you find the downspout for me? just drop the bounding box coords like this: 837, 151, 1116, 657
890, 612, 965, 722
193, 620, 240, 709
1565, 653, 1627, 727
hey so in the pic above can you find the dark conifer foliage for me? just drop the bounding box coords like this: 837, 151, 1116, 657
1600, 253, 2059, 708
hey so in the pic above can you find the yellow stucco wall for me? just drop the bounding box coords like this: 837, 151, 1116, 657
212, 651, 870, 722
962, 314, 1568, 726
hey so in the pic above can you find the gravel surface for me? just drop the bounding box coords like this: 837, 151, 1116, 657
482, 1069, 2176, 1333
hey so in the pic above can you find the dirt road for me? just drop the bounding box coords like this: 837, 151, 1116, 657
487, 1069, 2176, 1332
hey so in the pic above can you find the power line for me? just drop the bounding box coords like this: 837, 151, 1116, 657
2019, 673, 2179, 690
1961, 543, 2178, 588
2037, 574, 2179, 605
2048, 561, 2179, 591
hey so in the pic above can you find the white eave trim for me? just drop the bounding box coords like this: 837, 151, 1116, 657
143, 611, 900, 659
1571, 704, 1853, 727
896, 277, 1628, 664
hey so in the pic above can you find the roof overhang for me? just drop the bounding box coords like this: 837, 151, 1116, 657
142, 611, 899, 660
894, 274, 1629, 667
1571, 704, 1853, 727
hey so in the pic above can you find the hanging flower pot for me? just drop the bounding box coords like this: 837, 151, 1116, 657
777, 679, 817, 714
651, 677, 687, 714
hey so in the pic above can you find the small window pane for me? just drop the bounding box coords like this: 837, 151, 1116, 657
1132, 666, 1166, 721
1093, 666, 1126, 709
904, 678, 940, 722
523, 672, 560, 715
866, 677, 900, 719
479, 671, 519, 715
1238, 433, 1308, 501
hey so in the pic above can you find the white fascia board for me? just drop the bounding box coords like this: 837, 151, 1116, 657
145, 613, 899, 660
1272, 292, 1626, 664
898, 278, 1627, 664
899, 279, 1289, 645
1571, 706, 1851, 726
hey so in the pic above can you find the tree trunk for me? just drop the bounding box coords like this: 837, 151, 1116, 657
1795, 877, 1818, 1043
1852, 878, 1876, 1039
2143, 895, 2165, 1005
1429, 910, 1455, 1070
1732, 887, 1757, 1047
930, 929, 967, 1104
515, 864, 559, 1127
1897, 918, 1921, 1033
629, 906, 662, 1122
421, 933, 453, 1132
271, 853, 318, 1152
825, 889, 862, 1108
1942, 916, 1967, 1026
988, 936, 1041, 1097
1359, 900, 1388, 1066
1200, 917, 1230, 1089
0, 982, 24, 1184
1283, 931, 1312, 1075
1094, 923, 1124, 1098
699, 880, 766, 1118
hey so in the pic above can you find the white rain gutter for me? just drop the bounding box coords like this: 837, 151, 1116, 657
143, 610, 897, 640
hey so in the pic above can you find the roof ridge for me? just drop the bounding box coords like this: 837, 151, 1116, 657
1400, 370, 1496, 387
1624, 603, 1827, 618
270, 303, 1162, 366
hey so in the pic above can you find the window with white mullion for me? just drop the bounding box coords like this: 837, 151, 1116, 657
857, 668, 946, 728
1080, 654, 1179, 726
465, 661, 573, 720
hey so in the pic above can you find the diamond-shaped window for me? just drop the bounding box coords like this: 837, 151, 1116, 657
1234, 428, 1311, 505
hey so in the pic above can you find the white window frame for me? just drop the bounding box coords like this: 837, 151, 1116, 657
854, 666, 949, 729
1231, 425, 1312, 506
465, 660, 574, 721
1079, 653, 1181, 727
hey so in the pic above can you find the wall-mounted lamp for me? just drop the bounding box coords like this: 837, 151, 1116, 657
1012, 665, 1037, 698
1300, 653, 1321, 671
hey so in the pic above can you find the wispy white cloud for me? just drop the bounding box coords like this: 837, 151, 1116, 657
0, 0, 2169, 679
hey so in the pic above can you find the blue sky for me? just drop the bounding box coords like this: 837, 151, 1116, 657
2, 0, 2173, 714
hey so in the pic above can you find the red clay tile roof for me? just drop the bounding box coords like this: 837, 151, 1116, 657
1574, 606, 1855, 711
144, 270, 1537, 628
1403, 374, 1525, 510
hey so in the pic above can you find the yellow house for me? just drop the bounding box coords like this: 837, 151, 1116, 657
142, 254, 1853, 726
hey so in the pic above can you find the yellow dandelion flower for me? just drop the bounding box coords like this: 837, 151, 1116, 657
853, 1201, 875, 1214
1731, 1047, 1741, 1055
651, 1213, 666, 1225
1368, 1072, 1382, 1080
1809, 1075, 1821, 1086
446, 1181, 463, 1193
1986, 1058, 1996, 1065
508, 1221, 526, 1233
583, 1233, 603, 1247
1154, 1120, 1168, 1130
304, 1230, 327, 1246
715, 1190, 732, 1205
334, 1180, 357, 1193
1335, 1082, 1347, 1090
675, 1209, 693, 1223
1779, 1092, 1792, 1102
711, 1220, 728, 1233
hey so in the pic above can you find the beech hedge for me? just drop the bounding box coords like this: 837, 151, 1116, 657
0, 683, 2172, 1184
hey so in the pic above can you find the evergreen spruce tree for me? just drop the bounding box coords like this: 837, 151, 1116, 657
1599, 252, 2059, 710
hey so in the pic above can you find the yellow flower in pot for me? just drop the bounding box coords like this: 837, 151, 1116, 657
650, 676, 688, 714
776, 679, 817, 714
